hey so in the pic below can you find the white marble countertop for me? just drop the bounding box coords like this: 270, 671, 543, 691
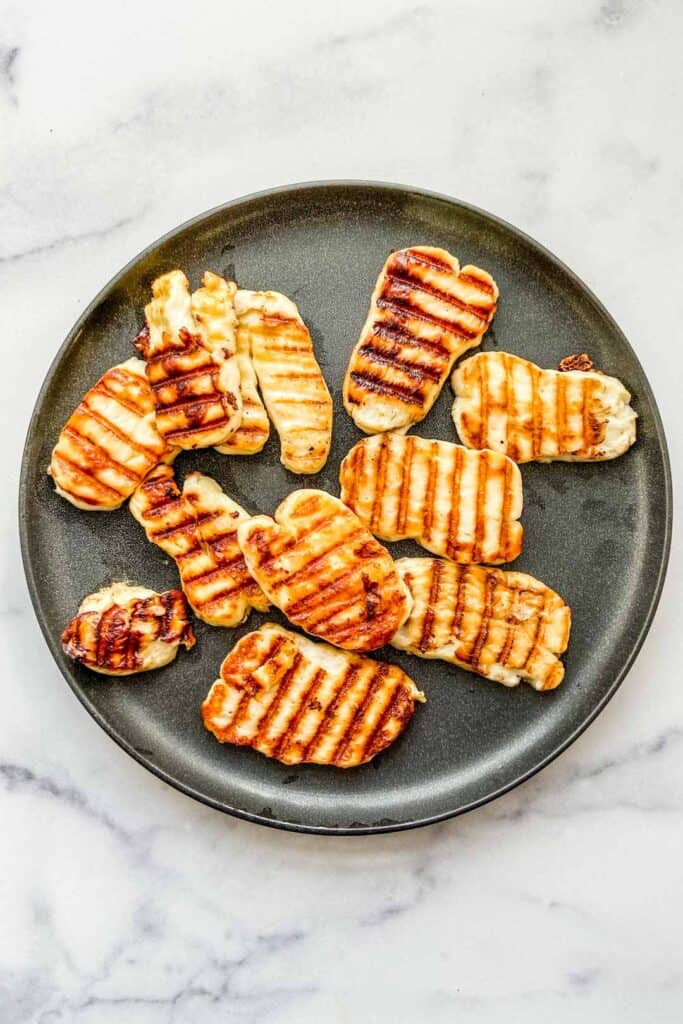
3, 1, 682, 1021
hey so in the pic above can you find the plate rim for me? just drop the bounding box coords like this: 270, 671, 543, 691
18, 179, 673, 836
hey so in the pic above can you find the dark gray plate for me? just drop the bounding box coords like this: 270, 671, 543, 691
19, 182, 672, 835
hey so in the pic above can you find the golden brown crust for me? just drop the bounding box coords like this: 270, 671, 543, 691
340, 433, 523, 564
215, 323, 270, 455
201, 623, 423, 766
129, 466, 269, 627
62, 587, 195, 675
49, 359, 169, 510
559, 353, 594, 372
343, 247, 498, 433
237, 490, 412, 651
392, 557, 571, 690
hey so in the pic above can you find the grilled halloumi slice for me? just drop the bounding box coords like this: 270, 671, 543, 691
343, 246, 498, 434
392, 558, 571, 691
237, 490, 411, 652
49, 357, 169, 511
233, 290, 332, 473
135, 270, 242, 449
452, 351, 637, 462
215, 325, 270, 455
202, 623, 424, 766
61, 582, 195, 675
129, 465, 269, 627
340, 433, 523, 565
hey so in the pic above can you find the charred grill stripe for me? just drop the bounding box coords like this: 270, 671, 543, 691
376, 295, 478, 341
285, 564, 366, 617
302, 663, 360, 760
446, 444, 464, 559
349, 369, 424, 407
332, 665, 387, 765
400, 249, 454, 272
422, 442, 439, 537
531, 362, 541, 458
149, 366, 216, 391
468, 573, 497, 672
163, 415, 232, 441
155, 391, 226, 415
457, 272, 497, 297
479, 355, 489, 451
472, 455, 489, 563
358, 340, 444, 383
153, 509, 220, 541
264, 527, 365, 587
523, 593, 548, 671
61, 427, 141, 482
498, 581, 520, 667
194, 579, 254, 607
581, 377, 591, 448
373, 321, 451, 359
51, 452, 127, 501
180, 556, 246, 585
371, 437, 390, 533
451, 563, 468, 643
499, 459, 513, 561
501, 353, 510, 454
79, 404, 160, 461
556, 373, 567, 453
96, 382, 149, 417
396, 435, 415, 536
385, 269, 491, 326
420, 558, 443, 653
272, 667, 326, 760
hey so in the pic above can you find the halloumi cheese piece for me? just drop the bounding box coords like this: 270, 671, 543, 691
215, 324, 270, 455
129, 465, 269, 627
202, 623, 424, 766
392, 558, 571, 690
343, 246, 498, 434
340, 433, 523, 565
135, 270, 242, 449
237, 490, 411, 652
49, 357, 169, 511
452, 351, 637, 462
61, 582, 195, 675
234, 290, 332, 473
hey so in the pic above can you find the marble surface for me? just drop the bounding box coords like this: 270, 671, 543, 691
3, 1, 682, 1020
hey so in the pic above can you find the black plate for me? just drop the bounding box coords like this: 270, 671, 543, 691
19, 182, 672, 835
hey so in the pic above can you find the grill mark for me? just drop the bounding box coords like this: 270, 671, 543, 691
445, 445, 464, 558
149, 365, 215, 392
272, 667, 326, 760
556, 373, 567, 453
420, 558, 443, 653
530, 362, 541, 458
181, 554, 245, 585
396, 435, 415, 536
162, 415, 232, 441
498, 581, 519, 667
155, 391, 227, 415
451, 564, 468, 643
51, 452, 126, 501
523, 592, 548, 671
153, 509, 220, 541
499, 459, 513, 561
457, 271, 496, 296
468, 573, 497, 672
479, 355, 489, 451
303, 663, 360, 760
472, 455, 489, 563
357, 340, 443, 383
332, 665, 387, 765
62, 427, 141, 483
79, 403, 160, 460
342, 445, 361, 512
581, 377, 592, 450
422, 441, 439, 537
376, 294, 478, 341
399, 249, 454, 272
371, 437, 390, 533
385, 269, 491, 325
349, 369, 424, 407
373, 320, 451, 359
259, 526, 364, 586
285, 563, 365, 617
501, 353, 511, 454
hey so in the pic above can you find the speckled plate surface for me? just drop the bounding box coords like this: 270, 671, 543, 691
19, 182, 672, 834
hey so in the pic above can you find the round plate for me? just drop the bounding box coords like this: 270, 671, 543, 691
19, 182, 672, 835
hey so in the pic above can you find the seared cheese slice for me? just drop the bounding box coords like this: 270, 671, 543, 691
234, 290, 332, 473
215, 324, 270, 455
136, 270, 242, 449
340, 433, 523, 565
61, 582, 195, 675
129, 466, 269, 627
343, 246, 498, 434
237, 490, 412, 652
452, 351, 637, 462
202, 623, 424, 766
49, 357, 169, 511
392, 558, 571, 690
